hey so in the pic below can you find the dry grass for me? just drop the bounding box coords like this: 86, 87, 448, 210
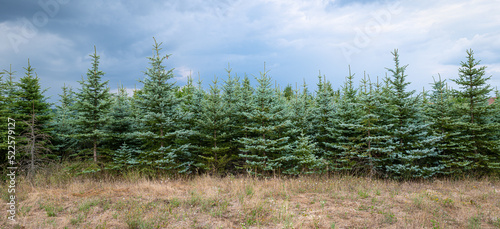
2, 171, 500, 229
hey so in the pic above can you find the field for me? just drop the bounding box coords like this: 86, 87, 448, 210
2, 167, 500, 229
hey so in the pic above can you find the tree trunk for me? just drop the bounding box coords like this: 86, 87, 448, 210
160, 127, 164, 148
30, 104, 35, 174
30, 125, 35, 173
93, 138, 97, 163
214, 129, 217, 161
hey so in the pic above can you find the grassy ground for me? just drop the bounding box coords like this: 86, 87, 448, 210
1, 167, 500, 228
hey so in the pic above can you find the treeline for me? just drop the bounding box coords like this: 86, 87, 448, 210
1, 39, 499, 179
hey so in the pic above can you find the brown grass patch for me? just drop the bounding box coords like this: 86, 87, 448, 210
2, 174, 500, 228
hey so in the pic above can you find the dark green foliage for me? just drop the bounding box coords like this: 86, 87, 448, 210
104, 86, 142, 152
13, 60, 52, 132
220, 65, 242, 171
279, 80, 324, 174
107, 142, 141, 170
196, 76, 231, 173
74, 46, 112, 163
0, 68, 10, 165
381, 50, 443, 179
51, 84, 79, 159
310, 74, 337, 171
18, 105, 53, 175
357, 75, 393, 176
238, 65, 291, 175
13, 60, 54, 165
13, 45, 498, 179
275, 132, 322, 175
0, 66, 19, 166
425, 76, 464, 175
177, 76, 204, 172
283, 84, 293, 101
287, 81, 313, 140
135, 38, 193, 173
329, 66, 365, 172
491, 90, 500, 171
449, 49, 500, 174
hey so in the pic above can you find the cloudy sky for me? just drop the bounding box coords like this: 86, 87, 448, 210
1, 0, 499, 103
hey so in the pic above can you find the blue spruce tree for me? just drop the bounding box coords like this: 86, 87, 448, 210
450, 49, 500, 174
383, 50, 442, 179
238, 65, 291, 175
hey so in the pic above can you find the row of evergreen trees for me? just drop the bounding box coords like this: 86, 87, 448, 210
1, 38, 499, 179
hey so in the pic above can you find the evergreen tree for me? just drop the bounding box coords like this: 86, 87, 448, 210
13, 60, 53, 163
357, 74, 392, 176
51, 84, 79, 159
178, 75, 202, 132
19, 103, 52, 176
277, 81, 323, 175
275, 132, 322, 175
221, 65, 241, 170
235, 74, 255, 139
136, 38, 176, 149
108, 142, 141, 170
104, 86, 142, 171
196, 76, 231, 173
383, 50, 442, 179
329, 66, 365, 172
283, 84, 293, 101
74, 46, 112, 163
177, 75, 205, 173
0, 66, 18, 166
450, 49, 499, 174
104, 85, 140, 150
0, 69, 7, 165
287, 80, 313, 140
135, 38, 193, 172
13, 60, 52, 133
310, 73, 337, 173
238, 65, 291, 175
425, 76, 464, 175
491, 89, 500, 169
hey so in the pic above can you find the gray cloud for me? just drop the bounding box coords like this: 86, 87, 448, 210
1, 0, 499, 104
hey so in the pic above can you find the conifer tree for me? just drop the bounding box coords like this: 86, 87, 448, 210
51, 84, 79, 158
450, 49, 499, 173
2, 66, 18, 114
13, 60, 53, 163
19, 103, 52, 176
178, 76, 205, 172
425, 76, 464, 175
221, 65, 242, 167
102, 86, 142, 169
13, 60, 52, 133
196, 76, 231, 173
491, 89, 500, 169
0, 69, 7, 165
383, 50, 442, 179
310, 74, 337, 172
104, 85, 141, 151
275, 132, 322, 175
0, 66, 19, 165
234, 75, 254, 141
136, 38, 177, 149
357, 75, 390, 176
74, 46, 112, 163
289, 81, 312, 133
135, 38, 193, 172
329, 67, 365, 172
238, 65, 291, 175
277, 81, 323, 174
178, 75, 203, 133
283, 84, 294, 101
